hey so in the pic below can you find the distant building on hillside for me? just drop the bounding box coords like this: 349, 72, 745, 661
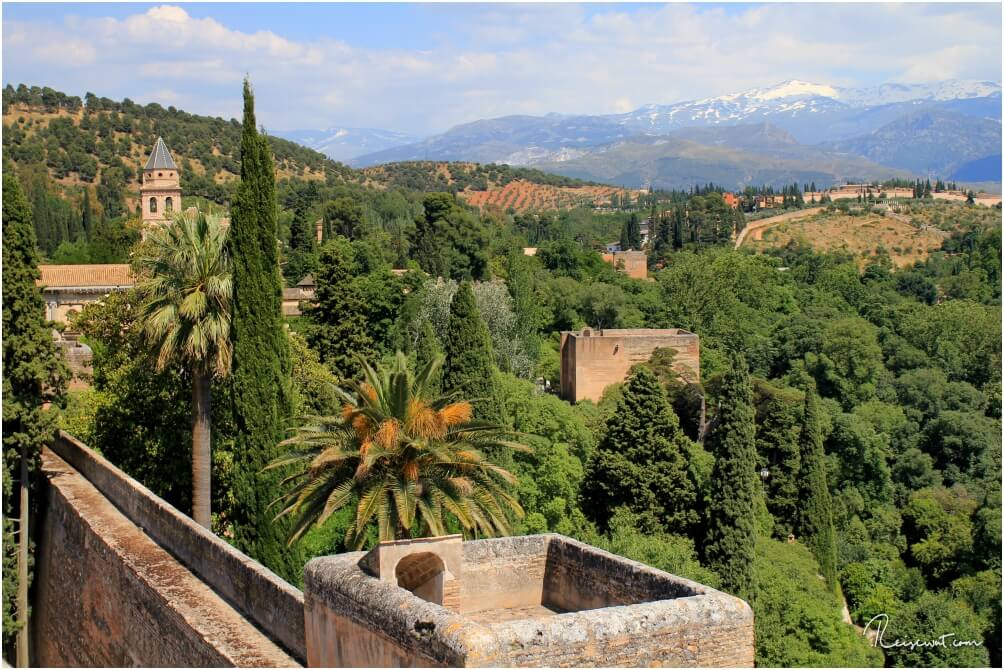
140, 137, 182, 227
601, 250, 647, 279
559, 327, 700, 403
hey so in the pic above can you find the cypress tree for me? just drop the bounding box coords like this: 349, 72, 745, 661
303, 238, 376, 381
2, 173, 69, 663
755, 385, 801, 537
289, 208, 314, 253
81, 189, 93, 241
227, 79, 298, 580
704, 351, 757, 604
505, 248, 540, 364
414, 320, 443, 395
582, 366, 698, 534
796, 379, 838, 590
672, 206, 684, 250
442, 281, 503, 424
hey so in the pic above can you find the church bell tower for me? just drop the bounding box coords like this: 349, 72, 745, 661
140, 137, 181, 227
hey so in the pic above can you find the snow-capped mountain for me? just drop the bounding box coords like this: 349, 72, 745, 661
276, 127, 418, 164
609, 79, 1002, 140
348, 78, 1001, 188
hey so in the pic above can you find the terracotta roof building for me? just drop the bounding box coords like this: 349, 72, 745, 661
37, 264, 135, 324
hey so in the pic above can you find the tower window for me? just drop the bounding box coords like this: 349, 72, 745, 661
165, 197, 173, 212
158, 172, 164, 177
149, 197, 158, 213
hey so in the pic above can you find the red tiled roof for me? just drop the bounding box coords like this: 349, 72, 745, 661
37, 264, 135, 288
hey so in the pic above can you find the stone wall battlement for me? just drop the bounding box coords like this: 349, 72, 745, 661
38, 432, 306, 664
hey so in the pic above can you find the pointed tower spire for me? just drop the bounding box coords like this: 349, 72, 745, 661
140, 137, 181, 227
145, 136, 178, 170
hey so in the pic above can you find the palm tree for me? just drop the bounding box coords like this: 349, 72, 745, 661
268, 352, 528, 548
137, 209, 232, 528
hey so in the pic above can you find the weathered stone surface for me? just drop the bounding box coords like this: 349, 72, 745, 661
34, 448, 299, 667
46, 431, 306, 661
304, 534, 754, 668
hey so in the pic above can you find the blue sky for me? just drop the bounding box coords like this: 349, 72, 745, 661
4, 3, 1000, 135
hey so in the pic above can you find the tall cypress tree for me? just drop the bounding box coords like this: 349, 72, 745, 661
2, 173, 69, 664
505, 248, 540, 364
704, 351, 757, 604
582, 366, 698, 534
797, 379, 838, 590
227, 79, 298, 580
672, 205, 684, 250
442, 281, 503, 424
414, 320, 443, 395
81, 189, 93, 241
303, 238, 376, 381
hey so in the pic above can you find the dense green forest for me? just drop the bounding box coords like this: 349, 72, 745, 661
6, 84, 1002, 667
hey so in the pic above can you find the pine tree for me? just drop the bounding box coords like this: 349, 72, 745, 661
442, 281, 503, 424
704, 351, 757, 604
303, 238, 376, 381
582, 366, 698, 534
2, 173, 69, 664
227, 79, 298, 581
796, 379, 838, 590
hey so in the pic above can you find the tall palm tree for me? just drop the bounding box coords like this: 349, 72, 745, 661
137, 209, 232, 528
268, 352, 528, 548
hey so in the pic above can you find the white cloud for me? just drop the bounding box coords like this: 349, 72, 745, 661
2, 3, 1000, 136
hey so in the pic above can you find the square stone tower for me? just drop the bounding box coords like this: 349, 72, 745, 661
140, 137, 181, 227
559, 328, 700, 403
303, 534, 754, 667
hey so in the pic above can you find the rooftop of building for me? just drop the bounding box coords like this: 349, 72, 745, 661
564, 327, 696, 338
37, 264, 135, 289
145, 137, 178, 171
305, 533, 752, 666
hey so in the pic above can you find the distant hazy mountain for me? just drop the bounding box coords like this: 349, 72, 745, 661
352, 115, 631, 166
348, 78, 1001, 186
821, 110, 1002, 177
531, 125, 909, 191
276, 127, 418, 163
951, 154, 1002, 182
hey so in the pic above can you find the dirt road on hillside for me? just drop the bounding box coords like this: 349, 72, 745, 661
735, 207, 824, 249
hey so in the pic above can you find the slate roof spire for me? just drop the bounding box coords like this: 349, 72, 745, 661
145, 136, 178, 170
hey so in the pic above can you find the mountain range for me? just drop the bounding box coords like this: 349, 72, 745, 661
280, 79, 1002, 190
276, 127, 418, 164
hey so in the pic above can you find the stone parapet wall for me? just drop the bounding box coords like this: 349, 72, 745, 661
490, 593, 753, 667
34, 448, 299, 667
459, 536, 548, 614
305, 551, 500, 667
45, 431, 307, 662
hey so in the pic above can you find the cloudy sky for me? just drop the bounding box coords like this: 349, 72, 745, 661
3, 2, 1001, 136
